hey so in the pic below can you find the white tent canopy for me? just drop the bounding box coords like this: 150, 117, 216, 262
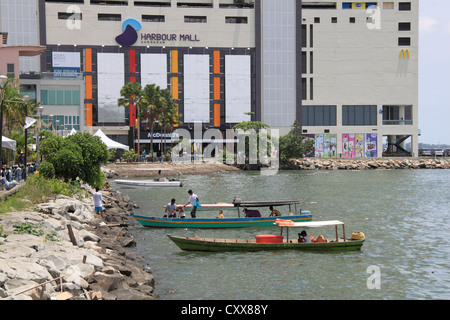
2, 136, 16, 150
94, 129, 129, 151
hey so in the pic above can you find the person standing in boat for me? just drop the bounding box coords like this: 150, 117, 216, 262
183, 190, 199, 218
164, 198, 178, 218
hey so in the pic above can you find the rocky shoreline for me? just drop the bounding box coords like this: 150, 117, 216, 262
281, 158, 450, 170
0, 186, 156, 300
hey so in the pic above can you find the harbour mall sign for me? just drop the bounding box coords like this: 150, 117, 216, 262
115, 18, 200, 46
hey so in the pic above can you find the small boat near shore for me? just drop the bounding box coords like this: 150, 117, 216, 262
167, 220, 365, 252
133, 199, 312, 228
114, 178, 182, 188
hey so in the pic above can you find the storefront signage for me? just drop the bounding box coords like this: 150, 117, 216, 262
115, 18, 200, 46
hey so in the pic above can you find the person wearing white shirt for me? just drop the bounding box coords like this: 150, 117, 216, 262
183, 189, 199, 218
93, 187, 104, 218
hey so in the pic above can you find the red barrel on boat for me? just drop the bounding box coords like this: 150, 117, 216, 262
255, 235, 284, 243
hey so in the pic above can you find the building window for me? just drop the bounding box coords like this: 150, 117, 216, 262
184, 16, 207, 23
399, 2, 411, 11
41, 90, 81, 106
58, 12, 82, 20
302, 106, 337, 126
301, 25, 307, 47
383, 2, 394, 9
331, 17, 337, 23
398, 37, 411, 46
142, 15, 165, 22
349, 17, 356, 23
6, 64, 14, 78
342, 105, 377, 126
225, 17, 248, 24
314, 17, 320, 23
398, 22, 411, 31
98, 14, 122, 21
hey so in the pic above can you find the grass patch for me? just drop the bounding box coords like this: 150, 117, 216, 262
0, 175, 87, 214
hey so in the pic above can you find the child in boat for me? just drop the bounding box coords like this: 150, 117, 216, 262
178, 206, 186, 219
216, 210, 224, 219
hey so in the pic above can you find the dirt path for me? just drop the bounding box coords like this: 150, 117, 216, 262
105, 162, 241, 178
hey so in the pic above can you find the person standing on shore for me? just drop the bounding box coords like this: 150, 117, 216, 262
93, 187, 105, 218
183, 189, 199, 218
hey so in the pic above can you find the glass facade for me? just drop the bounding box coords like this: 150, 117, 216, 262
262, 0, 296, 127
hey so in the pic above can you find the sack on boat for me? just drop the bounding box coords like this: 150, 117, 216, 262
351, 232, 365, 240
315, 234, 326, 243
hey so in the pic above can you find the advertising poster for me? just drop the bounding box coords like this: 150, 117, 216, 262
52, 52, 81, 78
314, 134, 337, 158
365, 134, 378, 158
314, 134, 324, 158
355, 134, 365, 157
342, 134, 355, 158
323, 134, 337, 158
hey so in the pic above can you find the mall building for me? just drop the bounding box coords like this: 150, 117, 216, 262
0, 0, 419, 157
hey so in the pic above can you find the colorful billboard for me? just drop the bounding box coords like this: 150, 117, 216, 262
342, 133, 377, 158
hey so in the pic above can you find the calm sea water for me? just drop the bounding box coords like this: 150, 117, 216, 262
110, 169, 450, 300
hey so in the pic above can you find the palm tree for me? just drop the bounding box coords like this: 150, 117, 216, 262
160, 89, 182, 156
140, 84, 162, 159
2, 84, 33, 135
118, 82, 143, 151
118, 82, 142, 121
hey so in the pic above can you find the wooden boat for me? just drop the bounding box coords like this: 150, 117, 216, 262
114, 178, 182, 188
133, 199, 312, 228
167, 220, 365, 252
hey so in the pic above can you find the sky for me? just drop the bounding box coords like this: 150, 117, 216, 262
418, 0, 450, 145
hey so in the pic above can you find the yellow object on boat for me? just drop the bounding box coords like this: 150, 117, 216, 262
351, 232, 365, 240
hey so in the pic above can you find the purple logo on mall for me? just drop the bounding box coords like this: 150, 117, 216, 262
115, 19, 142, 46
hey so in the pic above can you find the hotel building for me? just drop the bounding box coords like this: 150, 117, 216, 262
0, 0, 419, 157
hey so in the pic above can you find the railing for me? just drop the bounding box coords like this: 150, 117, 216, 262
382, 120, 413, 125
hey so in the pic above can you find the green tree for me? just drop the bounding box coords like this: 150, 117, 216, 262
140, 84, 163, 158
40, 135, 83, 181
233, 121, 271, 163
159, 88, 182, 156
40, 132, 108, 188
278, 121, 314, 162
66, 132, 109, 188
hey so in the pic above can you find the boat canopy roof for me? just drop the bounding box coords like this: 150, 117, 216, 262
232, 198, 300, 208
281, 220, 344, 228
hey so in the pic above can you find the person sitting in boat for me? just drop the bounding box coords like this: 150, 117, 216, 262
298, 230, 312, 243
269, 206, 282, 217
216, 210, 224, 219
164, 198, 178, 218
178, 206, 186, 219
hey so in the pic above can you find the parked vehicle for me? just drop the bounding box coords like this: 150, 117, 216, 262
444, 149, 450, 157
433, 149, 444, 157
419, 149, 432, 157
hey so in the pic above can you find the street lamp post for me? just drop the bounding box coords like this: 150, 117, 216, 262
23, 95, 30, 180
0, 74, 12, 168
